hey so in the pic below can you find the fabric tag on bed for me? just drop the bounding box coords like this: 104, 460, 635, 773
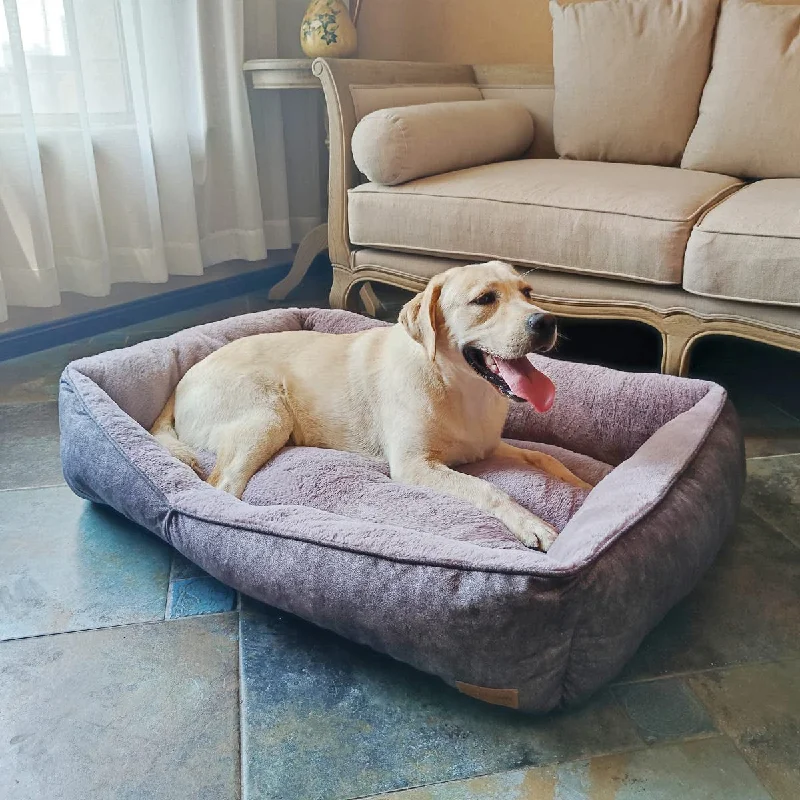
455, 682, 520, 709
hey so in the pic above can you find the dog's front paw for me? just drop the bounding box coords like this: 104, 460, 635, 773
512, 516, 558, 552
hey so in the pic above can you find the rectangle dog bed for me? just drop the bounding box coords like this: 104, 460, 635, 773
59, 308, 744, 712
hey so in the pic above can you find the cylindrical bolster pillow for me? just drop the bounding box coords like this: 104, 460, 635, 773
351, 99, 535, 186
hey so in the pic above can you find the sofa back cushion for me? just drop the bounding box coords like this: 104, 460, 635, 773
480, 84, 557, 159
682, 0, 800, 179
351, 100, 535, 186
550, 0, 720, 166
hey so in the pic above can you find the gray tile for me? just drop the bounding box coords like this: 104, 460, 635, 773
689, 338, 800, 424
245, 258, 331, 310
621, 508, 800, 680
367, 737, 772, 800
0, 402, 62, 491
690, 660, 800, 800
0, 334, 128, 405
245, 291, 328, 313
0, 355, 59, 404
727, 391, 800, 441
170, 550, 209, 580
613, 678, 716, 744
243, 298, 299, 314
744, 454, 800, 547
123, 329, 173, 347
0, 614, 240, 800
166, 576, 237, 619
0, 294, 293, 404
239, 598, 643, 800
119, 296, 250, 337
745, 435, 800, 459
0, 487, 171, 640
0, 292, 289, 404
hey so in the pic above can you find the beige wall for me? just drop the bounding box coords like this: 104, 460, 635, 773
353, 0, 800, 68
356, 0, 554, 69
246, 0, 553, 65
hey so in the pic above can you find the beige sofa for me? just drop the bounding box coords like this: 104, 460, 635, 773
312, 57, 800, 376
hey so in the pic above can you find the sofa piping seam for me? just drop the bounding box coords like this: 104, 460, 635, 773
681, 282, 800, 309
692, 226, 800, 241
350, 242, 681, 285
352, 259, 800, 327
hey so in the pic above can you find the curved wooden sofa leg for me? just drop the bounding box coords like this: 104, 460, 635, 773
661, 332, 691, 376
329, 265, 356, 310
358, 282, 384, 317
660, 318, 698, 376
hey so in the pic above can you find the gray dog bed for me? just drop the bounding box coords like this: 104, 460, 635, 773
59, 308, 744, 713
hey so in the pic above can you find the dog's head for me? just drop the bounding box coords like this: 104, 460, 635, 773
399, 261, 557, 410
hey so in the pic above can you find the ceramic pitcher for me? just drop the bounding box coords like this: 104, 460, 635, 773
301, 0, 357, 58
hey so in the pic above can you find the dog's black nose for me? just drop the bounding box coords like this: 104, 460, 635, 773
526, 312, 556, 339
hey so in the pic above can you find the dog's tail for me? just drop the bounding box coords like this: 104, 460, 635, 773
150, 392, 201, 474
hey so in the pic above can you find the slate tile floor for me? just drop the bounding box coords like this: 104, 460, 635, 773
1, 264, 799, 799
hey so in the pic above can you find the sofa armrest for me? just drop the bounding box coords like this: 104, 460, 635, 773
312, 58, 477, 270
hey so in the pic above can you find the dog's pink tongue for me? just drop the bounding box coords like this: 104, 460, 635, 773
495, 356, 555, 411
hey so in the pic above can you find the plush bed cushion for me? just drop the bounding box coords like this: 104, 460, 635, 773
59, 308, 744, 713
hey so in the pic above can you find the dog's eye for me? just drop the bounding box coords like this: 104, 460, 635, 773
521, 286, 534, 299
471, 292, 496, 306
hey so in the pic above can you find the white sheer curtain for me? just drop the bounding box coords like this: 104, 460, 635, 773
0, 0, 281, 323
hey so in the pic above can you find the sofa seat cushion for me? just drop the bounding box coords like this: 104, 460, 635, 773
684, 180, 800, 307
349, 159, 741, 285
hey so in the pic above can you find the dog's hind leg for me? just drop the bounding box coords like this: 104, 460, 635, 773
150, 392, 202, 475
207, 397, 293, 499
493, 442, 593, 489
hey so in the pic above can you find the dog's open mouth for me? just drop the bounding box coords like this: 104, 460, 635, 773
463, 347, 556, 412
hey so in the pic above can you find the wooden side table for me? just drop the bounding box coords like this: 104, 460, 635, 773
244, 59, 328, 302
244, 58, 382, 314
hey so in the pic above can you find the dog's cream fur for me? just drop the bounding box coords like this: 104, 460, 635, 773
151, 261, 591, 550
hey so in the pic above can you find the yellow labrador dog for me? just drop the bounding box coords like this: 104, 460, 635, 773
151, 261, 591, 551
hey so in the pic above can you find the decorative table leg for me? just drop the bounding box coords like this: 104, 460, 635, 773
268, 223, 328, 301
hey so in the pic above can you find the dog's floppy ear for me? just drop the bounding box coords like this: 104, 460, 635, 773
399, 277, 443, 360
